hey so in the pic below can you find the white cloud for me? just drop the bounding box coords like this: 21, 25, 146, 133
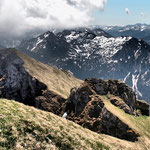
125, 8, 129, 14
0, 0, 107, 38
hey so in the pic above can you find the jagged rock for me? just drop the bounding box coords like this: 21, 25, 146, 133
136, 100, 150, 116
64, 78, 141, 141
101, 107, 139, 141
85, 78, 137, 111
109, 97, 133, 114
65, 84, 95, 116
67, 95, 104, 132
35, 90, 65, 115
0, 49, 47, 105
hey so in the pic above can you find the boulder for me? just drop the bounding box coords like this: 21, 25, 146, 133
109, 97, 133, 114
85, 78, 137, 111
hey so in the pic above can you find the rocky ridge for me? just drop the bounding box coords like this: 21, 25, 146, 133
63, 78, 150, 141
102, 23, 150, 44
0, 48, 81, 110
18, 28, 150, 102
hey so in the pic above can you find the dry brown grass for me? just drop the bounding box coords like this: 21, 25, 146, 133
0, 99, 110, 150
102, 94, 150, 150
15, 49, 82, 98
1, 97, 150, 150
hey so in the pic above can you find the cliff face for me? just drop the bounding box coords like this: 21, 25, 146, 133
0, 48, 82, 112
0, 49, 46, 105
64, 78, 149, 141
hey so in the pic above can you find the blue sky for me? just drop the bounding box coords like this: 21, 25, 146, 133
93, 0, 150, 26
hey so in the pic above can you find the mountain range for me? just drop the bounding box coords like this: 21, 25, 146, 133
18, 27, 150, 102
0, 48, 150, 149
102, 23, 150, 45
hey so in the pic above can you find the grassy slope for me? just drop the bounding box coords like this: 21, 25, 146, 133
102, 94, 150, 150
1, 98, 150, 150
0, 99, 110, 150
1, 49, 150, 149
15, 49, 82, 98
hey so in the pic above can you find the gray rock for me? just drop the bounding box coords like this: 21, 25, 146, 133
64, 78, 141, 141
136, 100, 150, 116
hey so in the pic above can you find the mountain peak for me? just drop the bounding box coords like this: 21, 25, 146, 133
18, 27, 150, 102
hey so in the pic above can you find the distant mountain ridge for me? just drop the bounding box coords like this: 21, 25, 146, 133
18, 27, 150, 102
102, 23, 150, 45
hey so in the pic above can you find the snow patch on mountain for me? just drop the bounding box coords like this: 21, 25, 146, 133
44, 32, 50, 38
132, 74, 142, 97
123, 72, 131, 83
66, 34, 132, 62
31, 37, 44, 51
66, 32, 80, 43
92, 36, 132, 58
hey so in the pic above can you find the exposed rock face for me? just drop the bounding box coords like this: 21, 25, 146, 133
109, 97, 133, 114
137, 100, 150, 116
0, 49, 47, 105
64, 78, 149, 141
85, 78, 137, 111
101, 107, 139, 142
0, 49, 66, 114
35, 90, 65, 115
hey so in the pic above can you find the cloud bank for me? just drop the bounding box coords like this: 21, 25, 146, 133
0, 0, 107, 37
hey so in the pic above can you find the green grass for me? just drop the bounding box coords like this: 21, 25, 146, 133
1, 94, 150, 149
0, 99, 109, 150
102, 94, 150, 139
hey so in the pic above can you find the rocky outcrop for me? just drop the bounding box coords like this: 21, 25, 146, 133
0, 49, 46, 105
85, 78, 137, 111
136, 100, 150, 116
0, 49, 67, 113
109, 97, 133, 114
101, 107, 139, 142
35, 90, 65, 115
64, 78, 149, 141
